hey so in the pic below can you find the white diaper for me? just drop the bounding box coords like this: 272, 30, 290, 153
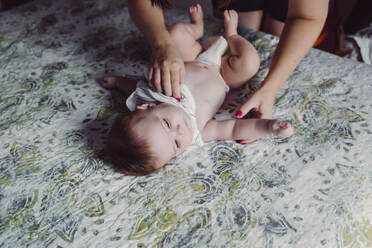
196, 36, 230, 92
197, 36, 228, 69
126, 80, 203, 145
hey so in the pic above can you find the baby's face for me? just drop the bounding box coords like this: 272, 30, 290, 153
132, 103, 194, 168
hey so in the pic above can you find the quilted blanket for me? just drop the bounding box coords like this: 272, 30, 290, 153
0, 0, 371, 247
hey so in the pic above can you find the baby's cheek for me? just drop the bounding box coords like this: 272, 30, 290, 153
186, 134, 193, 146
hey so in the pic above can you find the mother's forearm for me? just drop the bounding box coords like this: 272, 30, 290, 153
262, 17, 327, 94
128, 0, 173, 48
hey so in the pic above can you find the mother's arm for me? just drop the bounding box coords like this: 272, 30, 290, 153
236, 0, 329, 119
128, 0, 185, 99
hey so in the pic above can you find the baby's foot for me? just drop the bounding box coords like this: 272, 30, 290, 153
271, 120, 294, 138
224, 9, 238, 37
100, 76, 137, 95
100, 76, 121, 89
189, 4, 204, 38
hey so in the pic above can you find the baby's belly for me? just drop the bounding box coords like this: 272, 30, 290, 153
184, 62, 227, 127
185, 62, 227, 96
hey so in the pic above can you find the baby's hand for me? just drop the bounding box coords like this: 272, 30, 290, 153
271, 120, 294, 138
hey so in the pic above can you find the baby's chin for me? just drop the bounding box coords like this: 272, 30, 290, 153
153, 160, 166, 170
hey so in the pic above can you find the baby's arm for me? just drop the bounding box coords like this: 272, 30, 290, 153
201, 118, 293, 143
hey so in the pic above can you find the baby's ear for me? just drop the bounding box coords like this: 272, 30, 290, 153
136, 102, 156, 110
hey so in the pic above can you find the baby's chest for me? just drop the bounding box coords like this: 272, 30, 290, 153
194, 91, 225, 128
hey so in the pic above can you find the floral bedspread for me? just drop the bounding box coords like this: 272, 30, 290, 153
0, 0, 371, 247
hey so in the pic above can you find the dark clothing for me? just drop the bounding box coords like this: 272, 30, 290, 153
343, 0, 372, 35
212, 0, 288, 22
212, 0, 335, 23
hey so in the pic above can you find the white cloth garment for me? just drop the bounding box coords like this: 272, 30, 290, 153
126, 80, 204, 145
196, 36, 228, 70
196, 35, 230, 92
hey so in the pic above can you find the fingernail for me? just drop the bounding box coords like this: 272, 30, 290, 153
176, 97, 181, 102
235, 110, 242, 118
240, 142, 247, 145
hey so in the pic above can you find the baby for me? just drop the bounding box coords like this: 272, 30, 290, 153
101, 5, 293, 176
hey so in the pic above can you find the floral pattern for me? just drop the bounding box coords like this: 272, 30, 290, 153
0, 0, 371, 247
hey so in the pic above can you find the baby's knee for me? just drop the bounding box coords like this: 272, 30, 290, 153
240, 47, 260, 79
222, 51, 260, 88
168, 23, 185, 43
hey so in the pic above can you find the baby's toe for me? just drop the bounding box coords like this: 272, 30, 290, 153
272, 121, 294, 138
223, 10, 230, 20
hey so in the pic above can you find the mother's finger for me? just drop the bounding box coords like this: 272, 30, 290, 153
161, 68, 171, 96
179, 63, 186, 84
148, 67, 153, 81
152, 68, 162, 93
147, 67, 154, 88
240, 139, 257, 145
170, 68, 180, 99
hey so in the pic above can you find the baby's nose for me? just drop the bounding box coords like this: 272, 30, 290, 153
174, 123, 184, 135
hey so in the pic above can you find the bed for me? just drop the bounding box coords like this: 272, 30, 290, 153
1, 0, 371, 247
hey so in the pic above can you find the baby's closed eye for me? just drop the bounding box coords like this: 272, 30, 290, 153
163, 118, 171, 128
175, 140, 180, 148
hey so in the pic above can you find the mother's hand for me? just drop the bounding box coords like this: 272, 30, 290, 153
235, 86, 275, 120
148, 43, 185, 100
235, 87, 276, 144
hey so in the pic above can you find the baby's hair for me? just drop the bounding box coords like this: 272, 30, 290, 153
107, 113, 157, 176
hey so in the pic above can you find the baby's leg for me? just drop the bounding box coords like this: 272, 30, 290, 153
221, 10, 260, 89
100, 76, 137, 97
167, 4, 204, 62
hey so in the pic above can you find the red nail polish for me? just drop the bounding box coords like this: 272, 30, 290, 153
235, 110, 242, 118
176, 97, 181, 102
240, 142, 247, 145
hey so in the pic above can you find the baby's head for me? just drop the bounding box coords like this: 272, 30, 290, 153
107, 102, 194, 176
